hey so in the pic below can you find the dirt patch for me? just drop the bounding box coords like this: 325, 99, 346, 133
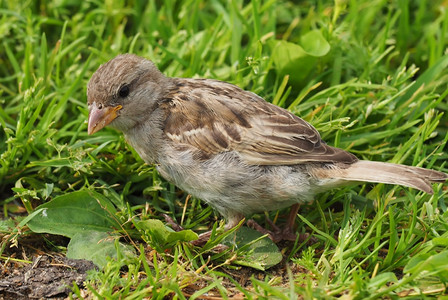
0, 255, 96, 299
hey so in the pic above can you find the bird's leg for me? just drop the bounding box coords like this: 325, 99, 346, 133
163, 214, 184, 232
283, 203, 300, 240
283, 204, 315, 243
247, 204, 303, 242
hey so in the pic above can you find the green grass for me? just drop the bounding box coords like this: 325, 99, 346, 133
1, 0, 448, 298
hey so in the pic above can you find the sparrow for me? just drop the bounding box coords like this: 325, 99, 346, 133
87, 54, 447, 243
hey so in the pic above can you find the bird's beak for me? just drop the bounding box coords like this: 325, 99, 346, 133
88, 102, 123, 135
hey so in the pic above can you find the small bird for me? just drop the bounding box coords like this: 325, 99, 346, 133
87, 54, 447, 243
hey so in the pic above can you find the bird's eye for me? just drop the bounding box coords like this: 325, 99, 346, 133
118, 85, 130, 98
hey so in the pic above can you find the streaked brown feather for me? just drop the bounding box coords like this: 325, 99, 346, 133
162, 78, 358, 166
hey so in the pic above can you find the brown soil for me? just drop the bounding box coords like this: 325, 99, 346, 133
0, 250, 96, 299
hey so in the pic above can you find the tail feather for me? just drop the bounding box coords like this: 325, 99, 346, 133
320, 160, 447, 194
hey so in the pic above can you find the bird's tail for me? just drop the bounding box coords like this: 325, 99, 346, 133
315, 160, 447, 194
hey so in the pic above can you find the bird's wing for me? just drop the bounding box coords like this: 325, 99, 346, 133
161, 79, 357, 165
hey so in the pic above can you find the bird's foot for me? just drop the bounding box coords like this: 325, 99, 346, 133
163, 214, 184, 231
191, 231, 211, 246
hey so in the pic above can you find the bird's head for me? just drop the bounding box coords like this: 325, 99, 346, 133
87, 54, 170, 134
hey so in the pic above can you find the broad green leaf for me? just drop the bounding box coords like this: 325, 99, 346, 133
27, 190, 120, 238
67, 231, 135, 268
224, 227, 282, 271
300, 30, 331, 57
136, 219, 198, 252
271, 30, 330, 84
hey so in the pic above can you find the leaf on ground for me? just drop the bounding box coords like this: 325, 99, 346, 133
67, 231, 135, 268
136, 219, 198, 252
224, 227, 282, 271
26, 190, 120, 238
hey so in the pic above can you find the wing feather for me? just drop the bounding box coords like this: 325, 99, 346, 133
162, 78, 357, 165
